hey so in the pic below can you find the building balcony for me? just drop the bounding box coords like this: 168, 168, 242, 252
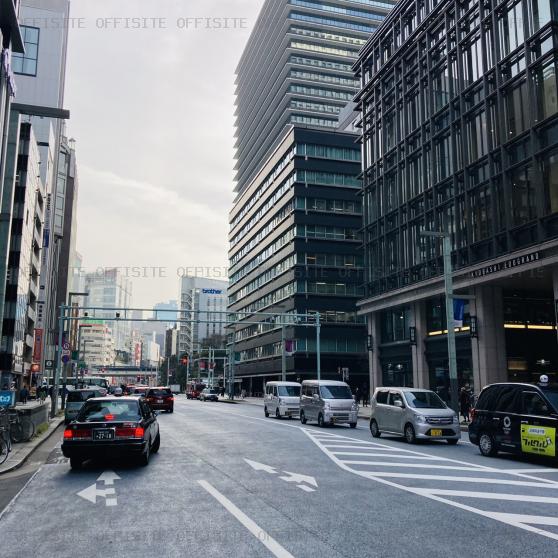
27, 305, 36, 323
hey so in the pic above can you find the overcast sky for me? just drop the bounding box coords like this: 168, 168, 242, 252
64, 0, 262, 308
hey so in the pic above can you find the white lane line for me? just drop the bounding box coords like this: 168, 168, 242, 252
197, 480, 294, 558
0, 467, 42, 522
361, 471, 558, 487
490, 512, 558, 526
303, 430, 558, 543
343, 461, 485, 471
332, 452, 444, 460
422, 488, 558, 505
505, 468, 558, 474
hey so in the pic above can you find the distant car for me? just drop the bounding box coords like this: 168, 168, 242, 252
146, 387, 174, 412
65, 389, 105, 424
61, 396, 160, 469
264, 381, 301, 419
469, 382, 558, 461
131, 387, 148, 398
300, 380, 358, 428
200, 388, 220, 402
369, 388, 460, 444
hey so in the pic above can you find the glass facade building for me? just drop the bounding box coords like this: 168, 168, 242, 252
234, 0, 396, 193
354, 0, 558, 399
228, 127, 367, 394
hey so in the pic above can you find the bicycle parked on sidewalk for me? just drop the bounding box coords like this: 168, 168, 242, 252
0, 407, 35, 444
0, 409, 12, 465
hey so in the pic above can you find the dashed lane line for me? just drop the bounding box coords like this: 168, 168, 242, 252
198, 480, 295, 558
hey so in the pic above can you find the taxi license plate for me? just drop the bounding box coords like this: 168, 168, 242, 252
93, 429, 114, 441
157, 399, 163, 403
431, 429, 443, 437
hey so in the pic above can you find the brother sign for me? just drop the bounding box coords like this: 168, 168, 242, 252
0, 390, 15, 407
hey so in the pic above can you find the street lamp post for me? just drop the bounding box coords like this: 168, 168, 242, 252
421, 231, 459, 414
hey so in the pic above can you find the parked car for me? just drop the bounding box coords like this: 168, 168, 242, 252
61, 396, 160, 469
300, 380, 358, 428
200, 388, 220, 402
469, 382, 558, 461
264, 381, 301, 419
65, 389, 105, 424
146, 387, 174, 412
369, 387, 460, 444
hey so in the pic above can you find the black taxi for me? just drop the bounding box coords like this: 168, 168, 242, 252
469, 382, 558, 461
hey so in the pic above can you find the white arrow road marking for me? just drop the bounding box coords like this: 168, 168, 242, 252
198, 480, 294, 558
77, 484, 116, 505
97, 471, 121, 485
244, 459, 277, 474
297, 485, 316, 493
279, 471, 318, 488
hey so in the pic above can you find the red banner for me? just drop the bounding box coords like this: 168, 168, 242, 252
33, 328, 43, 363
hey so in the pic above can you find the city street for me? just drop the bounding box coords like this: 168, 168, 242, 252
2, 397, 558, 558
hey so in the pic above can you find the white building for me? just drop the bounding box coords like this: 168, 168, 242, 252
142, 332, 161, 368
81, 324, 116, 369
178, 276, 228, 356
84, 268, 133, 354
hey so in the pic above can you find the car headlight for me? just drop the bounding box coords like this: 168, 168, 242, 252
351, 402, 358, 411
324, 402, 331, 410
453, 415, 459, 424
415, 415, 427, 423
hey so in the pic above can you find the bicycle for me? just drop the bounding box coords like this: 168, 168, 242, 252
7, 408, 35, 443
0, 409, 12, 465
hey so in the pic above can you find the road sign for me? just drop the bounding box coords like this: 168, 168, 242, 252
62, 342, 70, 351
45, 360, 55, 370
62, 354, 70, 364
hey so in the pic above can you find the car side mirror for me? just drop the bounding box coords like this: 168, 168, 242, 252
313, 394, 320, 400
394, 400, 404, 408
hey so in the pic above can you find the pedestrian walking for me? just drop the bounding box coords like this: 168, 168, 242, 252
19, 385, 29, 404
354, 387, 360, 405
362, 388, 369, 407
460, 384, 472, 423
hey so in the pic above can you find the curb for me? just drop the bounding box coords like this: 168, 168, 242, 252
0, 417, 64, 475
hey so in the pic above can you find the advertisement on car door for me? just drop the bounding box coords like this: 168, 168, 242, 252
520, 425, 556, 457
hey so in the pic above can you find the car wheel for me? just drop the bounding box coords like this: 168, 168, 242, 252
318, 413, 325, 428
350, 423, 357, 429
151, 433, 160, 453
479, 432, 497, 457
70, 457, 82, 470
447, 439, 459, 445
139, 443, 150, 466
300, 411, 307, 424
404, 423, 417, 444
370, 419, 381, 438
264, 407, 269, 417
169, 408, 174, 413
276, 408, 282, 420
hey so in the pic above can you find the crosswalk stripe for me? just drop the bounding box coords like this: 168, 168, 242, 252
343, 461, 485, 471
421, 488, 558, 504
490, 512, 558, 526
331, 452, 445, 460
362, 471, 558, 487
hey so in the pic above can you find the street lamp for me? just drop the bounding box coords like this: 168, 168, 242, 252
420, 230, 459, 414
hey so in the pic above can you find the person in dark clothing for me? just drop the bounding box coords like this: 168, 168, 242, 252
20, 385, 29, 404
354, 387, 360, 405
362, 389, 369, 407
460, 384, 472, 422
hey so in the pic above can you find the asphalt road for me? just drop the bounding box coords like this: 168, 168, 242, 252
1, 397, 558, 558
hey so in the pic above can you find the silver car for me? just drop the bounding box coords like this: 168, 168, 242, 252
369, 387, 460, 444
64, 388, 104, 424
300, 380, 358, 428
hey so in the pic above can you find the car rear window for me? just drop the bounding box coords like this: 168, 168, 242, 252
148, 389, 172, 397
68, 391, 96, 403
78, 400, 141, 422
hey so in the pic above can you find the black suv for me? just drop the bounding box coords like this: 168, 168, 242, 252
469, 383, 558, 461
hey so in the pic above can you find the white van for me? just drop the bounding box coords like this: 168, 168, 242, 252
300, 380, 358, 428
264, 381, 301, 419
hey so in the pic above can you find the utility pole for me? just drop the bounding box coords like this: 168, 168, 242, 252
281, 323, 286, 382
421, 231, 459, 414
316, 312, 321, 381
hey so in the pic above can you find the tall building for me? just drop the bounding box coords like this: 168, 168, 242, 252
178, 276, 228, 357
355, 0, 558, 397
6, 0, 75, 376
83, 268, 132, 355
228, 126, 367, 393
153, 300, 178, 325
0, 121, 44, 387
81, 323, 115, 369
234, 0, 395, 192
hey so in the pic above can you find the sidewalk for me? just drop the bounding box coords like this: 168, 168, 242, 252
0, 413, 64, 475
227, 397, 469, 431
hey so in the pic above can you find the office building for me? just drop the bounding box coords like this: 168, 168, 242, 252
81, 323, 115, 369
0, 122, 44, 387
178, 276, 228, 356
228, 126, 367, 393
354, 0, 558, 395
234, 0, 396, 193
84, 268, 133, 354
153, 300, 178, 325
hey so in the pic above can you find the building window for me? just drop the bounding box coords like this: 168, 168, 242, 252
533, 58, 558, 123
380, 307, 410, 343
541, 149, 558, 215
509, 164, 537, 226
498, 1, 525, 59
504, 80, 529, 138
12, 26, 39, 76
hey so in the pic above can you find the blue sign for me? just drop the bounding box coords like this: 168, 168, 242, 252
202, 289, 222, 295
453, 299, 466, 328
0, 391, 15, 407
